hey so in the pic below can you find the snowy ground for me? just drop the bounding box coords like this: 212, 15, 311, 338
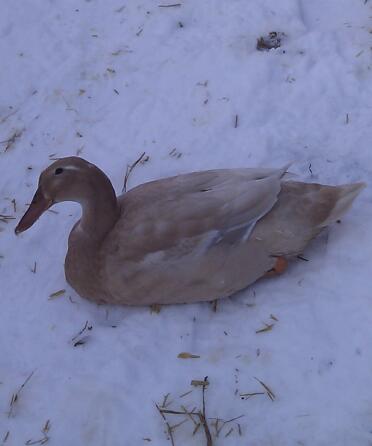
1, 1, 372, 444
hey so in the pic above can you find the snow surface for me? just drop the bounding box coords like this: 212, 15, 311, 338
1, 1, 372, 445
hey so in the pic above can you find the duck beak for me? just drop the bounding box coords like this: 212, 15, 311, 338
15, 187, 53, 234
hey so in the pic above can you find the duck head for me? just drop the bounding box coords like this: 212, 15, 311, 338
15, 157, 111, 234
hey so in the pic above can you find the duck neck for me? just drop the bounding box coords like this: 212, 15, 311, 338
79, 170, 120, 242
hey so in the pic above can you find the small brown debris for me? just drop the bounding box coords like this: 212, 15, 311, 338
179, 390, 193, 398
255, 323, 274, 334
76, 146, 84, 156
192, 423, 201, 435
123, 152, 148, 192
225, 427, 234, 437
0, 214, 15, 224
169, 148, 182, 158
155, 404, 175, 446
211, 299, 218, 312
1, 129, 23, 152
73, 338, 88, 347
254, 377, 276, 401
257, 32, 285, 51
240, 391, 265, 400
161, 393, 172, 408
150, 304, 162, 314
0, 108, 18, 124
71, 320, 91, 343
191, 379, 209, 387
42, 420, 51, 434
297, 255, 309, 262
158, 3, 182, 7
48, 289, 66, 300
3, 431, 10, 443
178, 352, 200, 359
8, 371, 35, 417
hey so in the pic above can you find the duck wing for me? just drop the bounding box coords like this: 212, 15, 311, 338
108, 166, 289, 258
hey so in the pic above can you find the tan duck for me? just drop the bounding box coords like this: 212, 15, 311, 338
15, 157, 365, 305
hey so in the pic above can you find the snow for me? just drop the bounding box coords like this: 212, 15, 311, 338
1, 0, 371, 444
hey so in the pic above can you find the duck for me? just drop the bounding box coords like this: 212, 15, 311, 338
15, 157, 365, 306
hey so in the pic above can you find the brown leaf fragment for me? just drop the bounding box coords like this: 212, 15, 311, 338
178, 352, 200, 359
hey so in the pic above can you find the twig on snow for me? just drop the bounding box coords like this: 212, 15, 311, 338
158, 3, 182, 7
1, 129, 23, 152
122, 152, 148, 192
8, 371, 35, 417
155, 403, 176, 446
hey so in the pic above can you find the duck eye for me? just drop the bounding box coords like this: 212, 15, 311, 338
55, 167, 64, 175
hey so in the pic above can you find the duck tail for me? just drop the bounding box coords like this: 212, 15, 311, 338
320, 182, 366, 227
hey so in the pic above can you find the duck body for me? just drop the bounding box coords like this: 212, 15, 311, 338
16, 158, 365, 306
